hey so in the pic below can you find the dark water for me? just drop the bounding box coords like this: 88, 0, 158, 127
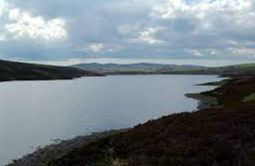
0, 75, 222, 165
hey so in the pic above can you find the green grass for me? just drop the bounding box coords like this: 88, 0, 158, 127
243, 93, 255, 102
93, 158, 128, 166
93, 158, 113, 166
186, 93, 220, 108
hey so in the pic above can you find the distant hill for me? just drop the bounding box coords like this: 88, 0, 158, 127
71, 63, 206, 75
0, 60, 102, 82
72, 63, 255, 76
206, 63, 255, 76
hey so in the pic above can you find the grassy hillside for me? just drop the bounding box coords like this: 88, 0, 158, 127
0, 60, 102, 82
211, 63, 255, 76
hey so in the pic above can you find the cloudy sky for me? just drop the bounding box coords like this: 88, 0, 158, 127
0, 0, 255, 66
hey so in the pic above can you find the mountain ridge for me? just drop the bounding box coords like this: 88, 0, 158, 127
72, 62, 255, 76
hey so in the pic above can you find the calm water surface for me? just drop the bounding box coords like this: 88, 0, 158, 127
0, 75, 222, 165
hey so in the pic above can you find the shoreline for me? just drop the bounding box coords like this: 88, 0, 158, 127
6, 77, 222, 166
7, 130, 127, 166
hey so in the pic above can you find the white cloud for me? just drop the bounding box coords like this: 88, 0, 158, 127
210, 50, 217, 55
80, 43, 123, 53
139, 27, 164, 44
1, 0, 255, 61
152, 0, 253, 20
5, 8, 67, 41
230, 48, 255, 55
87, 43, 105, 52
0, 34, 5, 41
191, 49, 203, 57
0, 0, 9, 17
0, 0, 67, 42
